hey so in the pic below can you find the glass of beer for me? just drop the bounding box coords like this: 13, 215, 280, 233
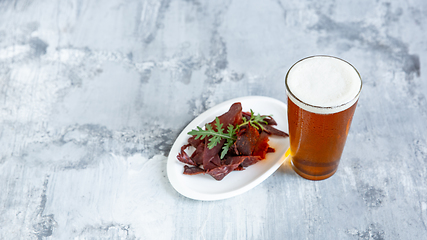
285, 55, 362, 180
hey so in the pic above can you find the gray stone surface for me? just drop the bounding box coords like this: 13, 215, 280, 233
1, 0, 426, 239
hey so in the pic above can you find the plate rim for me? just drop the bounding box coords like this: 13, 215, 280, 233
167, 95, 289, 201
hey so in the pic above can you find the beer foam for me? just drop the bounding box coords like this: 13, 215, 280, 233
285, 56, 362, 114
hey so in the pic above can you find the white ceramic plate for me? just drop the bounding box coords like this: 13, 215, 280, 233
167, 96, 290, 201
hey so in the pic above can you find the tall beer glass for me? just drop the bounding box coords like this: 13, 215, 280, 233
285, 56, 362, 180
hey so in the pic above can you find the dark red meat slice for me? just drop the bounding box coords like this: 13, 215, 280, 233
252, 131, 270, 159
267, 147, 275, 153
183, 165, 206, 175
202, 137, 223, 170
264, 116, 277, 126
211, 102, 243, 130
177, 144, 197, 166
234, 166, 244, 171
207, 166, 237, 181
190, 142, 205, 166
240, 156, 262, 168
235, 124, 259, 156
207, 156, 246, 181
188, 135, 203, 148
261, 124, 289, 137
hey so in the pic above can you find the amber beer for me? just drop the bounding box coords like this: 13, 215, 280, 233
285, 56, 362, 180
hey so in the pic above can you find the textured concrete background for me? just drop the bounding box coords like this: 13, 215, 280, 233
1, 0, 426, 239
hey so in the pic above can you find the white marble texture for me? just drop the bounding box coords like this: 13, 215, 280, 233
1, 0, 426, 239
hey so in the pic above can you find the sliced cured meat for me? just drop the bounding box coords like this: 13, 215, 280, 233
190, 142, 205, 166
183, 165, 206, 175
202, 137, 223, 170
176, 102, 289, 181
207, 156, 246, 181
211, 102, 243, 130
188, 135, 203, 148
235, 124, 259, 156
267, 147, 275, 153
177, 144, 196, 166
252, 132, 270, 159
240, 156, 262, 168
261, 124, 289, 137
